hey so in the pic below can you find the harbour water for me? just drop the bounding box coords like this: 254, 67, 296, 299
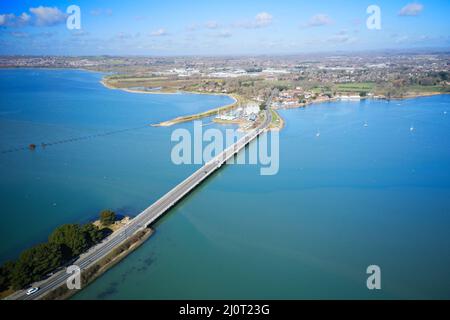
1, 69, 449, 299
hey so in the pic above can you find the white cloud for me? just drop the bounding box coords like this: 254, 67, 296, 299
19, 13, 31, 25
326, 30, 358, 44
417, 35, 432, 42
150, 28, 168, 36
186, 23, 199, 32
205, 21, 220, 29
214, 30, 232, 38
391, 33, 410, 43
399, 3, 424, 16
0, 13, 30, 27
71, 30, 90, 37
304, 14, 333, 27
328, 34, 358, 44
0, 14, 16, 27
234, 12, 273, 29
255, 12, 273, 27
29, 6, 67, 26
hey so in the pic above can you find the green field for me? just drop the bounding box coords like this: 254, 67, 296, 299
334, 83, 375, 93
406, 85, 449, 93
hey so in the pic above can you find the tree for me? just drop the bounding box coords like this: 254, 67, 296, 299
81, 223, 105, 246
11, 243, 63, 289
1, 215, 113, 291
48, 224, 89, 259
438, 71, 448, 81
0, 261, 15, 291
100, 210, 116, 226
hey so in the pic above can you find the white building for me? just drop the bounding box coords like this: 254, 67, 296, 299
244, 103, 260, 116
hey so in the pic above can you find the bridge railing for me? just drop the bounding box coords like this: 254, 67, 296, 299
135, 110, 271, 228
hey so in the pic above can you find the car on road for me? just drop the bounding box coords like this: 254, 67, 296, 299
26, 287, 39, 295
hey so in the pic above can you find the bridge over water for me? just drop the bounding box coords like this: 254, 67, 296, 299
11, 96, 273, 300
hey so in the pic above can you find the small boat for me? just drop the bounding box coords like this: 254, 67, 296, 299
410, 126, 415, 132
364, 122, 369, 127
316, 131, 321, 137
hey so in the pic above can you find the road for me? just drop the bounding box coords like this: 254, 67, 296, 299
10, 96, 273, 300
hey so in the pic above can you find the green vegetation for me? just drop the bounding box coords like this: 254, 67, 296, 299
0, 261, 15, 292
298, 94, 307, 104
405, 84, 450, 93
100, 210, 116, 226
270, 109, 284, 130
0, 211, 112, 292
334, 82, 375, 93
41, 228, 153, 301
306, 81, 450, 98
10, 243, 64, 289
245, 67, 262, 73
104, 68, 450, 106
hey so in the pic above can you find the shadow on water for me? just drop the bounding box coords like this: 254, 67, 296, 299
93, 252, 156, 299
135, 254, 155, 273
96, 282, 119, 300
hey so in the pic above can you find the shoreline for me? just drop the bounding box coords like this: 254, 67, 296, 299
1, 216, 139, 300
100, 78, 241, 127
153, 94, 239, 127
1, 68, 449, 300
6, 67, 448, 131
41, 228, 154, 300
101, 74, 449, 131
270, 109, 285, 131
275, 92, 450, 111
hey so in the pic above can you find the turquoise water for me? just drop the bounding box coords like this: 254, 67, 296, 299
0, 69, 233, 262
1, 69, 450, 299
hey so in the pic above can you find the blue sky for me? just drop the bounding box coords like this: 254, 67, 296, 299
0, 0, 449, 55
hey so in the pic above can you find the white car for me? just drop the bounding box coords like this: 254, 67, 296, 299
26, 287, 39, 295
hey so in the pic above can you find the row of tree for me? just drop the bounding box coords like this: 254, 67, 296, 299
0, 210, 116, 291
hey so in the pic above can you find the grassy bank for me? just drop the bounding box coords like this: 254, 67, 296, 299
270, 109, 285, 130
